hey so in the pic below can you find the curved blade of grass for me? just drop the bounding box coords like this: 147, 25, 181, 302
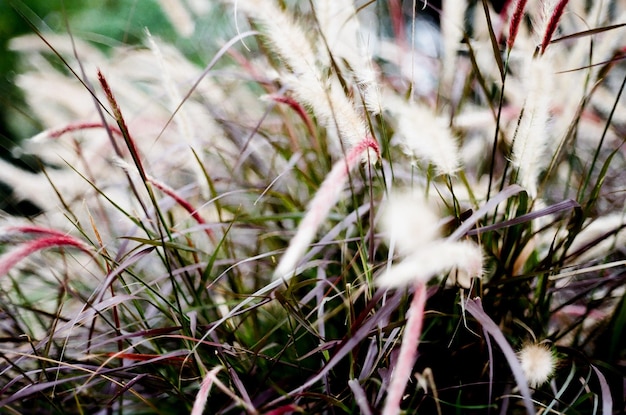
480, 0, 504, 81
590, 364, 613, 415
467, 199, 580, 236
550, 23, 626, 45
448, 185, 525, 240
464, 297, 535, 415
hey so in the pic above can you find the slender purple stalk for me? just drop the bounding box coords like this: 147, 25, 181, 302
507, 0, 528, 50
465, 298, 535, 415
541, 0, 569, 54
97, 69, 146, 177
0, 235, 91, 276
382, 282, 427, 415
591, 365, 613, 415
147, 178, 217, 244
45, 121, 124, 139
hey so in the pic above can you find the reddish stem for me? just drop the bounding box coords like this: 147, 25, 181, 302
45, 122, 123, 139
269, 94, 316, 138
148, 178, 217, 244
97, 69, 146, 176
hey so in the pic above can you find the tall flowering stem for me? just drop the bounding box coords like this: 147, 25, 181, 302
382, 281, 427, 415
97, 69, 147, 180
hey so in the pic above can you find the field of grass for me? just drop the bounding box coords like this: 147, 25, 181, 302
0, 1, 625, 414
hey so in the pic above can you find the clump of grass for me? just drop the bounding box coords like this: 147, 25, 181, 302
1, 1, 625, 414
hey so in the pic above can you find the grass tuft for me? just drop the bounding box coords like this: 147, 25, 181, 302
1, 1, 625, 414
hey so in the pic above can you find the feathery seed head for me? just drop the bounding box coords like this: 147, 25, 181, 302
517, 342, 558, 388
380, 191, 441, 257
510, 54, 554, 196
376, 240, 483, 288
385, 92, 461, 176
507, 0, 528, 50
377, 191, 483, 288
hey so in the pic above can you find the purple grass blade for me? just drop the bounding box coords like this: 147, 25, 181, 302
484, 326, 494, 414
349, 379, 374, 415
448, 185, 525, 241
464, 297, 535, 415
467, 199, 580, 236
591, 365, 613, 415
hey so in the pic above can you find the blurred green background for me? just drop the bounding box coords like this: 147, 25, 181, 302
0, 0, 223, 215
0, 0, 181, 150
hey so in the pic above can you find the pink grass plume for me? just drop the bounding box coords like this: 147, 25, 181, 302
274, 137, 379, 281
382, 282, 427, 415
507, 0, 528, 50
0, 233, 92, 277
541, 0, 569, 54
6, 225, 71, 238
191, 366, 222, 415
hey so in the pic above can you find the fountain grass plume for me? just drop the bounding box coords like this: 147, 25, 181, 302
274, 136, 379, 281
0, 231, 92, 277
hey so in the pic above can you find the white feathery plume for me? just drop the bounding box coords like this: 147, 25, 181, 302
376, 240, 484, 289
314, 0, 382, 114
378, 190, 441, 257
357, 65, 383, 116
510, 53, 553, 197
517, 343, 557, 388
385, 92, 461, 176
235, 0, 319, 78
237, 0, 373, 157
376, 190, 483, 289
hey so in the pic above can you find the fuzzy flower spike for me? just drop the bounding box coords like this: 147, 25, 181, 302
517, 342, 558, 388
377, 191, 483, 289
